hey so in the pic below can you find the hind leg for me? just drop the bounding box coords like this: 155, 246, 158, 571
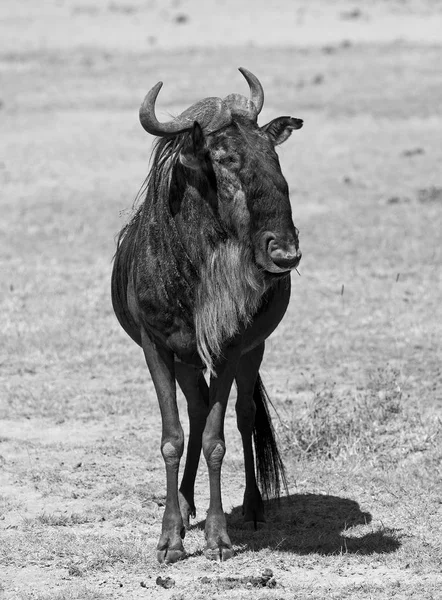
235, 343, 265, 529
175, 361, 209, 529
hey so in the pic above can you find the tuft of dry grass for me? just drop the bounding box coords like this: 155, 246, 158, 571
1, 529, 154, 572
19, 588, 108, 600
34, 512, 94, 527
280, 367, 441, 463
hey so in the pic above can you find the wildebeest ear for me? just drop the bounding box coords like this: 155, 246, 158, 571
179, 121, 207, 169
261, 116, 303, 146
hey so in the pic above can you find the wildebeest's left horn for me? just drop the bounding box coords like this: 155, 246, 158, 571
140, 81, 231, 136
238, 67, 264, 115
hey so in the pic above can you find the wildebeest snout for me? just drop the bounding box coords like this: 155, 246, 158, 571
267, 238, 302, 269
258, 231, 301, 272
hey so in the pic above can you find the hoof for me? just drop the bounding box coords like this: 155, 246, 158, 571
242, 487, 265, 528
204, 545, 234, 561
157, 548, 186, 564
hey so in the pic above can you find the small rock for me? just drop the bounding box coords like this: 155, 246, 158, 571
418, 186, 442, 203
174, 13, 188, 24
401, 147, 424, 157
312, 74, 324, 85
156, 576, 175, 589
340, 8, 363, 20
68, 565, 83, 577
387, 196, 410, 204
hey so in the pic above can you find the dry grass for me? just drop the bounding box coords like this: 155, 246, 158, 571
281, 367, 441, 461
2, 374, 441, 598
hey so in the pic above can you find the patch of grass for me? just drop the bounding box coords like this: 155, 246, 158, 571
97, 480, 164, 504
35, 512, 94, 527
1, 530, 154, 572
84, 537, 151, 571
19, 587, 108, 600
0, 494, 24, 514
102, 504, 158, 526
282, 367, 441, 463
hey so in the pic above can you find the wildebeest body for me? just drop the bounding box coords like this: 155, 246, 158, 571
112, 68, 303, 562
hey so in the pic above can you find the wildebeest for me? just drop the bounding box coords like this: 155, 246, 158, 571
111, 68, 303, 563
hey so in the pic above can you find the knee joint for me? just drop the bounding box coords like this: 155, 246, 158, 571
203, 441, 225, 470
161, 439, 184, 466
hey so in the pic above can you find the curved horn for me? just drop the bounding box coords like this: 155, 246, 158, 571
140, 82, 231, 136
139, 82, 187, 136
238, 67, 264, 115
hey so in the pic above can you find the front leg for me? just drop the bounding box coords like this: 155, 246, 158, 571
203, 344, 242, 561
141, 329, 186, 564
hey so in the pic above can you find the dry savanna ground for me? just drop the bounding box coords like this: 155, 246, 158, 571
1, 1, 442, 599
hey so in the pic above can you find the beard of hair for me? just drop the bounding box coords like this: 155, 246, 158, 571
195, 240, 265, 376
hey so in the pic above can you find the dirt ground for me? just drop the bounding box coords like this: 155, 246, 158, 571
1, 1, 442, 599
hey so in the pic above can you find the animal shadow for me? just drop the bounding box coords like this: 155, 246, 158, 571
222, 493, 401, 556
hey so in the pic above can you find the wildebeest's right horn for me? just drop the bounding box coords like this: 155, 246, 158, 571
238, 67, 264, 115
139, 82, 231, 136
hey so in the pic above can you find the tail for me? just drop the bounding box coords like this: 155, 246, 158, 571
253, 374, 289, 499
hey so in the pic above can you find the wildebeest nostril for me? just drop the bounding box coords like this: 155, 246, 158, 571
268, 240, 302, 269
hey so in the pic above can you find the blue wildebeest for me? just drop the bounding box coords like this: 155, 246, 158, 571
111, 68, 302, 563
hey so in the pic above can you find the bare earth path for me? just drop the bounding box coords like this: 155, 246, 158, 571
1, 1, 442, 598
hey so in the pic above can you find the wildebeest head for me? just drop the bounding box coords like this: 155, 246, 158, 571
139, 68, 303, 278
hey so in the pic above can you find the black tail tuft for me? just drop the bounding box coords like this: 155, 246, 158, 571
253, 374, 289, 499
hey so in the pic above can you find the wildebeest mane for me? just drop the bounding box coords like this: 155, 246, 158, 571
112, 133, 198, 346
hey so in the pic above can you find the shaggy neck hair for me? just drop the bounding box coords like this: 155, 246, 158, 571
123, 131, 266, 375
195, 240, 265, 375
